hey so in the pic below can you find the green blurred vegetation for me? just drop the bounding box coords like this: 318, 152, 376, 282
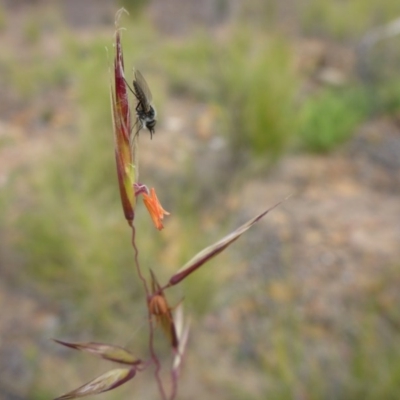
299, 0, 400, 40
1, 1, 400, 399
118, 0, 148, 17
6, 40, 142, 333
162, 30, 297, 160
298, 87, 371, 153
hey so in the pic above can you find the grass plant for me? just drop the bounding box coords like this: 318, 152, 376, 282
297, 87, 371, 153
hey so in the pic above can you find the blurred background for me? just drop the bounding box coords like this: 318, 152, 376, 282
1, 0, 400, 399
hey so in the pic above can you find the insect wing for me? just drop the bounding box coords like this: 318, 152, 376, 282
134, 69, 153, 112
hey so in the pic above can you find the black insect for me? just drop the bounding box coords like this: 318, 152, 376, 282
130, 69, 157, 139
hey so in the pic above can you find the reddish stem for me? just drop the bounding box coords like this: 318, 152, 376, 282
149, 316, 167, 400
131, 226, 167, 400
131, 226, 149, 294
170, 369, 179, 400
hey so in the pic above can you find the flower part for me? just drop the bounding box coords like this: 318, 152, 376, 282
172, 304, 190, 374
54, 368, 136, 399
142, 188, 170, 230
53, 339, 142, 365
169, 199, 288, 286
110, 28, 137, 226
149, 269, 178, 349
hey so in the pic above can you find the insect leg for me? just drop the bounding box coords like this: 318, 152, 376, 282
129, 118, 142, 153
123, 77, 139, 100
